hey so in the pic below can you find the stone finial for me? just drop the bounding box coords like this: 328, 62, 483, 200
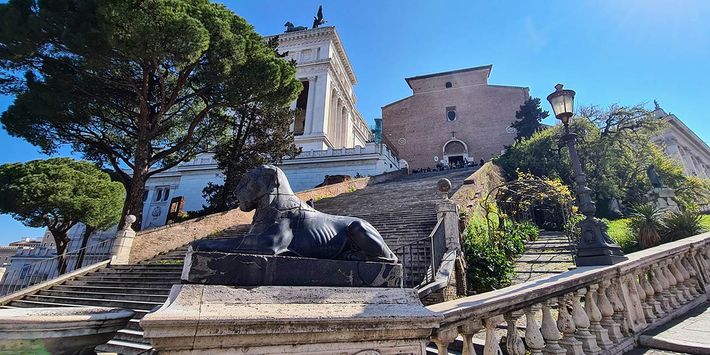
437, 178, 452, 199
122, 215, 137, 231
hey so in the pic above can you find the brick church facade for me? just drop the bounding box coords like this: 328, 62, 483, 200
381, 65, 529, 170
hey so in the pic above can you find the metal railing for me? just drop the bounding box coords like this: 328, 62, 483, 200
393, 219, 446, 288
0, 238, 114, 296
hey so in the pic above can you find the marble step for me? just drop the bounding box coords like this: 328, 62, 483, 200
37, 289, 170, 303
96, 339, 152, 355
64, 280, 179, 288
22, 294, 163, 311
52, 284, 172, 295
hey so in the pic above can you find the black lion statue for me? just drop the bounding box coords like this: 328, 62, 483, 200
191, 165, 398, 263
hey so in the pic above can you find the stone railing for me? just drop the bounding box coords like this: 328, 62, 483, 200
427, 232, 710, 355
139, 233, 710, 354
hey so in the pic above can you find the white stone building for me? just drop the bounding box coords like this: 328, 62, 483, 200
653, 106, 710, 178
139, 26, 404, 229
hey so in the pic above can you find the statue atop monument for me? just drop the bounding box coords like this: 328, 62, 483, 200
312, 5, 326, 28
284, 21, 308, 33
191, 165, 398, 263
646, 164, 664, 188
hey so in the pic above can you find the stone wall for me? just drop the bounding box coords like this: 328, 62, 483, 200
128, 209, 254, 264
128, 175, 382, 263
451, 162, 507, 217
382, 66, 528, 170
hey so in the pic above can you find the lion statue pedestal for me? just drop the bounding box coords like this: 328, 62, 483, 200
182, 251, 402, 288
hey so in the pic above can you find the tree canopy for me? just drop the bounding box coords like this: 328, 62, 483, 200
0, 0, 301, 224
495, 104, 709, 216
0, 158, 125, 272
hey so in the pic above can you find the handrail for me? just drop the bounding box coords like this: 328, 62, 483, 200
0, 238, 115, 296
426, 232, 710, 354
392, 219, 445, 288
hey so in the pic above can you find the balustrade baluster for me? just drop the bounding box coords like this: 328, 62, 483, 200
674, 256, 694, 301
483, 316, 503, 355
459, 320, 483, 355
636, 269, 657, 323
572, 288, 601, 354
669, 258, 689, 304
557, 293, 584, 355
433, 325, 459, 355
608, 279, 630, 337
505, 311, 525, 355
586, 284, 613, 350
541, 298, 565, 355
599, 280, 624, 343
525, 306, 545, 355
662, 261, 682, 309
682, 254, 701, 297
650, 263, 672, 312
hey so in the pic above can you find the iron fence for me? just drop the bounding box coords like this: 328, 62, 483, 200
392, 219, 446, 288
0, 238, 114, 296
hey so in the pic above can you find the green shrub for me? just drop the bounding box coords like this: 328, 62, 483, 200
661, 210, 705, 242
462, 228, 514, 293
461, 215, 538, 293
628, 204, 664, 249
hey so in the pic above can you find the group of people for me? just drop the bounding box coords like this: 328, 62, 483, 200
411, 158, 485, 174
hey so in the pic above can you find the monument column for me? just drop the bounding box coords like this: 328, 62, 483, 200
344, 108, 353, 148
304, 76, 317, 135
308, 74, 330, 138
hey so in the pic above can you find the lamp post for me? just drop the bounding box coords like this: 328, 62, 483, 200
547, 84, 627, 266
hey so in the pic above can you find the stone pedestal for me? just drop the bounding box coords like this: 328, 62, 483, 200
140, 285, 441, 354
110, 215, 137, 265
182, 250, 402, 288
647, 187, 680, 213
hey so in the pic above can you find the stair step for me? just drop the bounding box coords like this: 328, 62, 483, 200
113, 328, 150, 344
52, 284, 172, 295
96, 339, 152, 355
37, 289, 169, 303
23, 294, 163, 311
65, 280, 179, 288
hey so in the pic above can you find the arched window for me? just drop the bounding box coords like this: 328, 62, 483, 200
445, 81, 452, 88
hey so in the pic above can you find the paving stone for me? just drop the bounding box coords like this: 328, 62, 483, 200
639, 302, 710, 354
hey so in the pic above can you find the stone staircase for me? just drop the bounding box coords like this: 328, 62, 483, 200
512, 231, 575, 284
0, 168, 473, 354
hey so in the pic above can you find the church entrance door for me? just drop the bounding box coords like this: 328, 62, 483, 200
448, 155, 464, 167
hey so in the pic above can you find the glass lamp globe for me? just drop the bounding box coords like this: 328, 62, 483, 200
547, 84, 575, 125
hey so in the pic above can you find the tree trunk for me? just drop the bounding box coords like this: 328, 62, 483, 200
51, 230, 70, 275
74, 225, 95, 270
120, 140, 152, 231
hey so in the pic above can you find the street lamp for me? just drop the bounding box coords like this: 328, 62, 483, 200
547, 84, 627, 266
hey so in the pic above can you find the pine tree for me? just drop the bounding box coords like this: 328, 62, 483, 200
511, 97, 549, 140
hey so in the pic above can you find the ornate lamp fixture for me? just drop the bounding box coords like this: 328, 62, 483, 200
547, 84, 627, 266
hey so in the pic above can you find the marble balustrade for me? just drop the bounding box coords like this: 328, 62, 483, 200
428, 232, 710, 355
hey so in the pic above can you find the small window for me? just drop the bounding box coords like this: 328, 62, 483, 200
155, 189, 162, 201
163, 187, 170, 201
445, 81, 452, 88
446, 106, 457, 121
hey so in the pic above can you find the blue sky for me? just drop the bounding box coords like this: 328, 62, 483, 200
1, 0, 709, 245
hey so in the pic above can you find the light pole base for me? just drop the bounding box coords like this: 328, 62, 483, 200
575, 217, 628, 266
576, 249, 627, 266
